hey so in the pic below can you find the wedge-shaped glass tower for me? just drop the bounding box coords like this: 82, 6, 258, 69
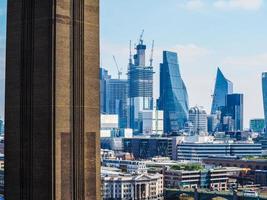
211, 68, 233, 114
158, 51, 189, 133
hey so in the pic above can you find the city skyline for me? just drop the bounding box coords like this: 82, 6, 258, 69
100, 0, 267, 128
1, 0, 267, 128
0, 1, 267, 198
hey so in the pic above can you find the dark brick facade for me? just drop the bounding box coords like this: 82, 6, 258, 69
5, 0, 100, 199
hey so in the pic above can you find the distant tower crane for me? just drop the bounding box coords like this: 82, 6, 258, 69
149, 40, 154, 68
113, 55, 122, 79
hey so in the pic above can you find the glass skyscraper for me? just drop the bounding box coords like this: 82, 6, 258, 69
128, 39, 154, 133
250, 118, 265, 133
100, 68, 110, 114
100, 68, 128, 128
106, 79, 128, 128
158, 51, 189, 133
211, 68, 233, 114
262, 72, 267, 135
226, 93, 244, 131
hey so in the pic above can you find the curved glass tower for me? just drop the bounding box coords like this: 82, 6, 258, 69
211, 68, 233, 114
262, 72, 267, 134
158, 51, 189, 133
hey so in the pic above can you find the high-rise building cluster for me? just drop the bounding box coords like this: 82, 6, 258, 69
209, 68, 244, 133
100, 33, 190, 136
99, 33, 253, 136
98, 32, 267, 199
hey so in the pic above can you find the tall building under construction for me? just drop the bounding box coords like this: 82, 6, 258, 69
128, 33, 154, 133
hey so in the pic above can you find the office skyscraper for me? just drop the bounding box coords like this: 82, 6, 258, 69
262, 72, 267, 135
106, 78, 128, 128
189, 106, 208, 134
128, 37, 153, 133
226, 94, 244, 131
100, 68, 128, 128
5, 1, 100, 199
207, 112, 221, 133
158, 51, 189, 133
100, 68, 110, 114
250, 118, 265, 133
211, 68, 233, 114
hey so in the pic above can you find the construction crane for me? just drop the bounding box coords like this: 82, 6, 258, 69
149, 40, 154, 68
113, 55, 122, 79
129, 40, 132, 65
138, 29, 144, 45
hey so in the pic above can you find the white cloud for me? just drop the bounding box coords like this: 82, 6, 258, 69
222, 53, 267, 68
150, 43, 212, 74
178, 0, 205, 11
213, 0, 263, 11
170, 44, 211, 63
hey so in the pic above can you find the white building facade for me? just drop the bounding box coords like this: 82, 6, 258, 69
101, 114, 119, 137
188, 106, 207, 134
102, 173, 164, 200
142, 110, 164, 135
102, 159, 148, 174
177, 142, 262, 161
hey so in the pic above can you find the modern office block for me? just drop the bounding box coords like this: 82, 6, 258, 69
100, 114, 119, 137
211, 68, 233, 114
100, 67, 110, 114
262, 72, 267, 135
105, 78, 128, 128
101, 114, 119, 129
207, 114, 220, 133
100, 68, 128, 128
123, 137, 173, 159
142, 109, 164, 135
158, 51, 189, 133
128, 38, 154, 133
250, 118, 265, 133
164, 166, 241, 191
101, 137, 124, 151
225, 94, 244, 131
5, 1, 100, 199
177, 142, 262, 161
188, 106, 208, 134
260, 139, 267, 150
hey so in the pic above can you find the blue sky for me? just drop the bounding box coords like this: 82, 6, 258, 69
0, 0, 6, 120
0, 0, 266, 128
101, 0, 267, 128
